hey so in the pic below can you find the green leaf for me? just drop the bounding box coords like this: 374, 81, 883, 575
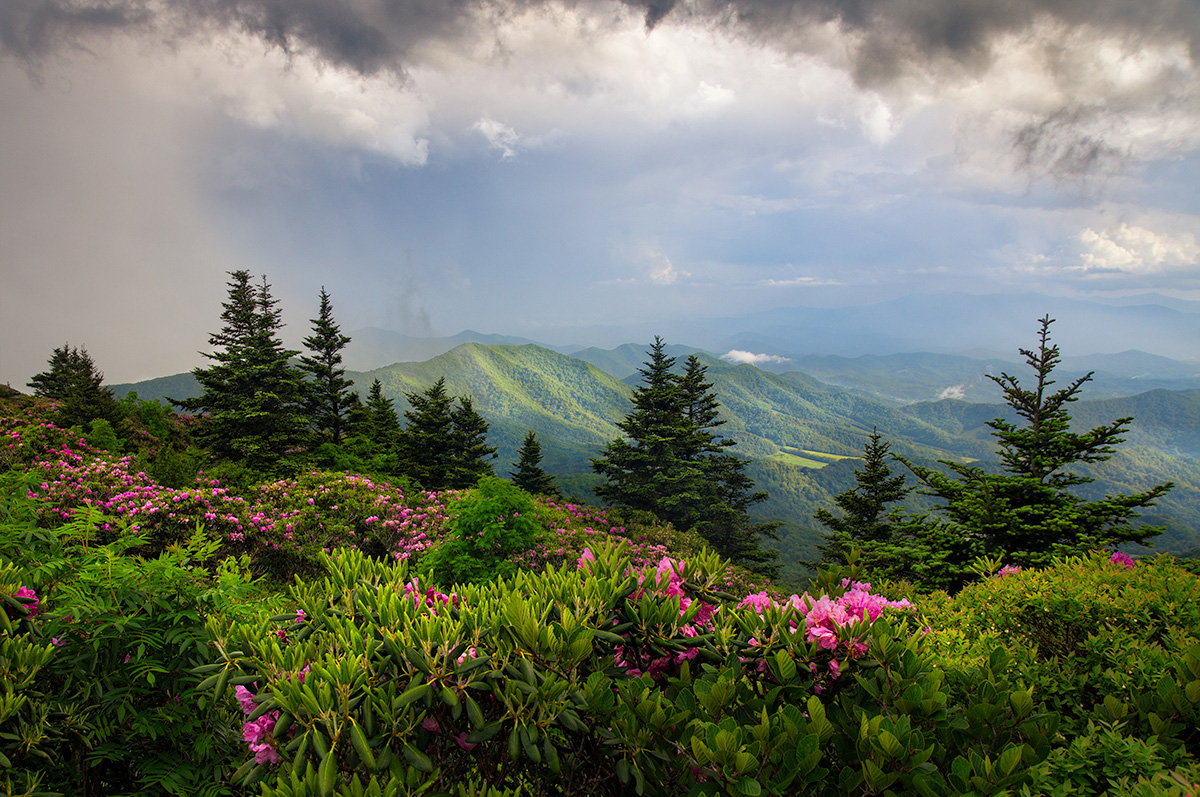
350, 721, 376, 771
319, 745, 338, 796
402, 744, 433, 773
734, 777, 761, 796
393, 683, 431, 711
1009, 690, 1033, 718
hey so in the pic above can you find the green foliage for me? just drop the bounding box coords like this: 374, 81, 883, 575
509, 431, 558, 497
176, 270, 310, 476
891, 317, 1173, 590
920, 552, 1200, 760
397, 379, 497, 490
814, 428, 910, 565
593, 341, 778, 574
115, 393, 205, 488
299, 288, 357, 446
420, 477, 539, 585
200, 543, 1072, 796
1024, 721, 1199, 796
0, 473, 270, 796
27, 344, 122, 433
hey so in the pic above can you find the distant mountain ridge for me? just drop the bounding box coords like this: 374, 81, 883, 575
111, 342, 1200, 565
665, 292, 1200, 363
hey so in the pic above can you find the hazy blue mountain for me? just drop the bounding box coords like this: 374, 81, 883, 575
110, 372, 201, 403
666, 292, 1200, 362
571, 342, 713, 380
755, 351, 1200, 405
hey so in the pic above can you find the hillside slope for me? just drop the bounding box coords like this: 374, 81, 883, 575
110, 344, 1200, 563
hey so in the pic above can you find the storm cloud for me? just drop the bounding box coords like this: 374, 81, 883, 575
2, 0, 1198, 385
7, 0, 1198, 81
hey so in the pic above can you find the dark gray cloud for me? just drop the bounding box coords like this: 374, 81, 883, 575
7, 0, 1198, 80
1, 0, 153, 63
630, 0, 1200, 71
1014, 106, 1125, 184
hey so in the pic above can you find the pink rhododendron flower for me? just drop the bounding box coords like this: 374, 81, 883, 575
13, 586, 38, 617
1110, 551, 1135, 570
577, 547, 597, 572
242, 714, 280, 764
234, 685, 257, 715
997, 565, 1022, 577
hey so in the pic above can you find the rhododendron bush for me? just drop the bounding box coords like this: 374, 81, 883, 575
7, 400, 729, 587
200, 543, 1054, 797
6, 396, 1200, 796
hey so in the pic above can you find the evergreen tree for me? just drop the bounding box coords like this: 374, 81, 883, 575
175, 271, 308, 473
448, 396, 497, 489
593, 341, 777, 574
592, 338, 689, 518
894, 316, 1172, 587
363, 379, 400, 451
28, 344, 121, 431
510, 430, 559, 497
814, 428, 910, 564
398, 378, 455, 488
397, 378, 496, 489
299, 288, 356, 444
675, 356, 779, 573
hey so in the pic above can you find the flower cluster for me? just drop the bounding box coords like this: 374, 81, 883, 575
235, 685, 280, 764
738, 579, 913, 658
401, 578, 457, 615
997, 565, 1023, 577
1110, 551, 1136, 570
12, 586, 39, 617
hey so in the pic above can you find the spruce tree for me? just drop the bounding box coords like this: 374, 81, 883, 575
593, 341, 777, 574
511, 430, 559, 496
676, 356, 779, 575
592, 337, 689, 517
363, 379, 400, 451
397, 378, 496, 489
448, 396, 497, 488
895, 316, 1172, 584
299, 287, 356, 444
176, 271, 308, 473
814, 428, 910, 564
28, 344, 121, 431
398, 378, 456, 489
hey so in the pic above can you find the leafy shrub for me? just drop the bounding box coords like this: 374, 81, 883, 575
0, 474, 278, 797
420, 477, 539, 586
202, 543, 1050, 796
242, 471, 454, 582
920, 551, 1200, 758
1023, 720, 1190, 796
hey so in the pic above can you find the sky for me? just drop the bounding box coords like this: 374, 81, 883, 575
3, 0, 1200, 385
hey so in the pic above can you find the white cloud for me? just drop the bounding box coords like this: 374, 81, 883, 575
721, 350, 793, 365
1078, 223, 1200, 273
119, 30, 433, 165
474, 116, 521, 159
649, 252, 689, 285
937, 384, 967, 400
764, 276, 843, 287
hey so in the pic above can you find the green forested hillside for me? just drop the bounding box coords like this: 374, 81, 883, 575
111, 343, 1200, 577
361, 343, 631, 475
